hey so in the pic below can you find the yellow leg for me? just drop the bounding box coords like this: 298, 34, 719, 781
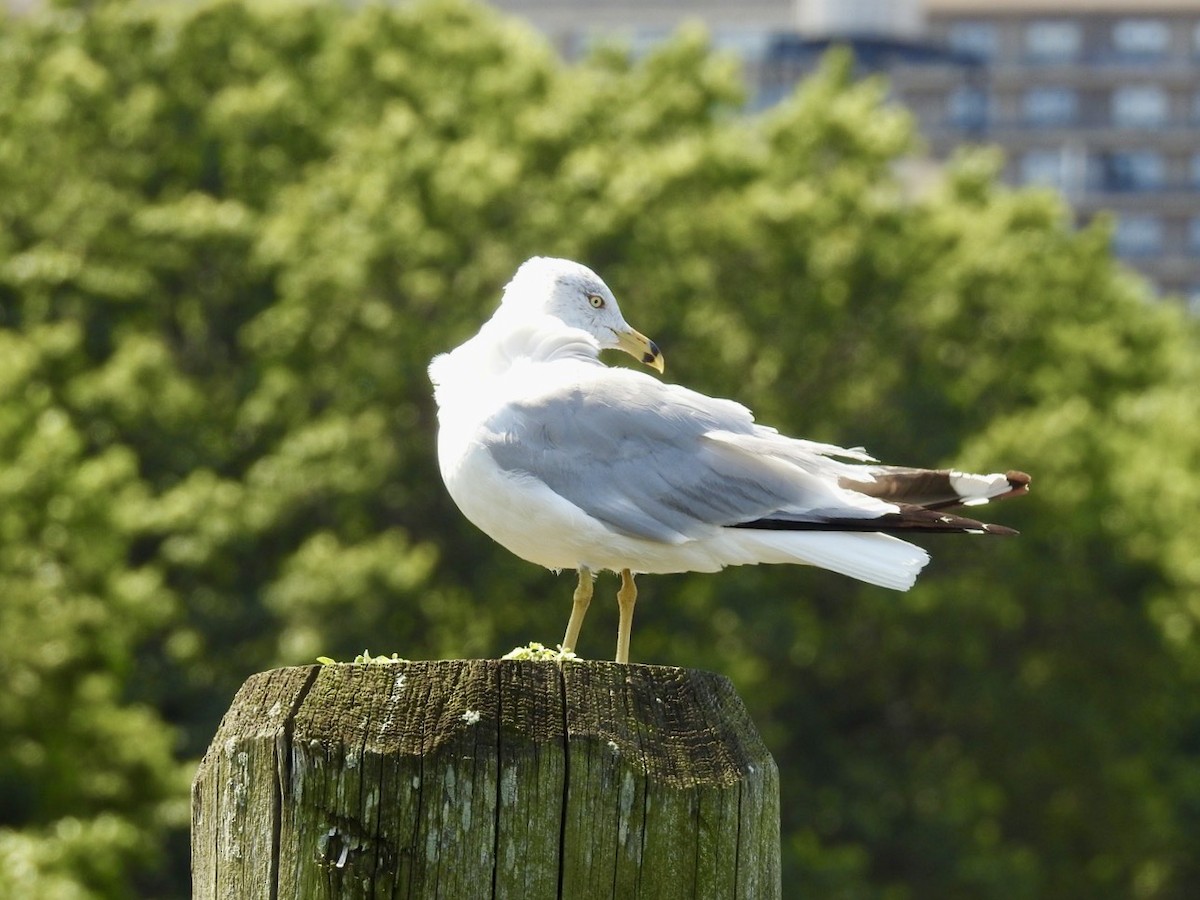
561, 568, 594, 654
615, 569, 637, 664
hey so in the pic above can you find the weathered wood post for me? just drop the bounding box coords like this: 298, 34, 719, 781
192, 660, 780, 899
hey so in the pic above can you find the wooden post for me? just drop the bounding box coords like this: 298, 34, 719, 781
192, 660, 780, 899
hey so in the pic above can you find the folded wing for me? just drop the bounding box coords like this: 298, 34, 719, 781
482, 372, 1025, 544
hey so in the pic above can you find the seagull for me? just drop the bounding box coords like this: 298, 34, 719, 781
429, 257, 1029, 664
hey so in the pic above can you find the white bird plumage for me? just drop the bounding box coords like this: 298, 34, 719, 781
430, 257, 1029, 663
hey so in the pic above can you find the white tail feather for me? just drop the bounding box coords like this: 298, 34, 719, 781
731, 530, 930, 591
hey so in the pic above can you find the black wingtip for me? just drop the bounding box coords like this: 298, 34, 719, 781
982, 523, 1019, 536
731, 507, 1022, 536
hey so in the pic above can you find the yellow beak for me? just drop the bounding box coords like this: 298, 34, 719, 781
615, 328, 665, 374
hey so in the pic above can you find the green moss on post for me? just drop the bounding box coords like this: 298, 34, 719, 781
191, 660, 780, 899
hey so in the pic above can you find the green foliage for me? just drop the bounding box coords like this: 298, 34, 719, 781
501, 642, 579, 662
1, 1, 1198, 897
317, 650, 411, 666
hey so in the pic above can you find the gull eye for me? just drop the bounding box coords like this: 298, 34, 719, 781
587, 293, 605, 309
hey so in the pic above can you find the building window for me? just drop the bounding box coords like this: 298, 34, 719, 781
1189, 218, 1200, 252
947, 85, 989, 129
1113, 215, 1163, 257
1190, 154, 1200, 186
1023, 87, 1078, 125
1113, 19, 1170, 58
948, 22, 997, 60
1093, 151, 1164, 192
1025, 20, 1081, 62
1021, 150, 1065, 188
1112, 85, 1168, 126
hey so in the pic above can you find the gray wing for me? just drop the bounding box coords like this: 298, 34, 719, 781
481, 372, 884, 544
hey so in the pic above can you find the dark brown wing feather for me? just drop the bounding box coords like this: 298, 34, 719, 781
842, 468, 1031, 511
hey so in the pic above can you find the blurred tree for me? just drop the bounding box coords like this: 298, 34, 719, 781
0, 0, 1198, 897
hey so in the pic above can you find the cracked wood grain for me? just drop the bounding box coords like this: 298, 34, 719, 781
192, 661, 779, 899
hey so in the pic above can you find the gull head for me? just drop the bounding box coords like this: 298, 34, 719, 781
499, 257, 664, 373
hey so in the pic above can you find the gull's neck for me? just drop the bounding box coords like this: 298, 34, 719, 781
430, 313, 602, 406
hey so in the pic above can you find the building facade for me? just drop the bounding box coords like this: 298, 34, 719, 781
487, 0, 1200, 304
917, 1, 1200, 302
